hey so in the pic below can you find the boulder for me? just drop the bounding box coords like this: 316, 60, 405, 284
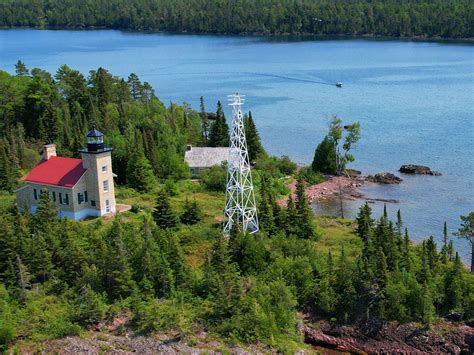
399, 164, 441, 176
369, 172, 403, 184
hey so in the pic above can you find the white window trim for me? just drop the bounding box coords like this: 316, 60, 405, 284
103, 180, 109, 192
102, 165, 108, 173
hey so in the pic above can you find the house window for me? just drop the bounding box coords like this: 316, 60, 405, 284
105, 199, 110, 213
60, 193, 69, 205
91, 200, 96, 207
77, 193, 84, 204
103, 180, 109, 192
34, 189, 38, 200
84, 191, 88, 202
102, 165, 107, 173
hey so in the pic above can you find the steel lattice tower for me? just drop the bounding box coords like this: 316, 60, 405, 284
223, 93, 259, 234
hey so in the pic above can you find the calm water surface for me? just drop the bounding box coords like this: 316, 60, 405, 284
1, 29, 473, 261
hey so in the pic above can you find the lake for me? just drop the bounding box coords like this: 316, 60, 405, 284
1, 29, 473, 261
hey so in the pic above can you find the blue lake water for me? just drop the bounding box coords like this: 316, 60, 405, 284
1, 29, 473, 262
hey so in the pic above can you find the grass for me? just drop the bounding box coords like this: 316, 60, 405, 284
111, 180, 363, 269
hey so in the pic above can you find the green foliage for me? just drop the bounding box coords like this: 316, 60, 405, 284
0, 0, 471, 39
133, 294, 198, 335
153, 190, 179, 229
255, 155, 297, 177
208, 101, 229, 147
200, 164, 227, 192
180, 198, 202, 225
312, 135, 337, 175
298, 166, 325, 185
225, 280, 298, 345
126, 149, 157, 192
244, 111, 265, 162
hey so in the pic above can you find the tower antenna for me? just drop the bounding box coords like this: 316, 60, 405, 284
223, 93, 259, 234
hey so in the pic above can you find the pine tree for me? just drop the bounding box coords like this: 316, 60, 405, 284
180, 198, 202, 225
208, 101, 229, 147
153, 189, 179, 229
244, 111, 264, 162
15, 60, 29, 76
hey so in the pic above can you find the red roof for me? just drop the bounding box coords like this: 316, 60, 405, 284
24, 156, 86, 188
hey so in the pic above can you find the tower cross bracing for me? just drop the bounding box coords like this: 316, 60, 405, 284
223, 93, 259, 234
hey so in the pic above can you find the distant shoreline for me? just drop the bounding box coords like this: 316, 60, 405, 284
1, 26, 473, 43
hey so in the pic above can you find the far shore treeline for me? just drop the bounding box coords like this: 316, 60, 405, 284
0, 0, 472, 39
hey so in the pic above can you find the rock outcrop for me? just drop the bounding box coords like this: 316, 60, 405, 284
304, 320, 474, 354
399, 164, 441, 176
369, 172, 403, 184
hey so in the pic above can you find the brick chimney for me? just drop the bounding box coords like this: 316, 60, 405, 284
43, 144, 57, 160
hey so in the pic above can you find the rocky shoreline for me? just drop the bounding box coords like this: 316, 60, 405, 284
304, 319, 474, 354
281, 164, 442, 207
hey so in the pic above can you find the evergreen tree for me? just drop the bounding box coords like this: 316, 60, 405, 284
200, 96, 209, 144
356, 202, 374, 250
244, 111, 264, 162
441, 221, 449, 264
0, 142, 17, 191
15, 60, 29, 76
285, 194, 298, 237
311, 135, 337, 174
401, 228, 411, 272
454, 212, 474, 272
294, 177, 316, 239
180, 198, 202, 225
126, 148, 156, 192
208, 101, 229, 147
444, 252, 464, 314
153, 190, 179, 229
258, 175, 276, 235
103, 218, 137, 300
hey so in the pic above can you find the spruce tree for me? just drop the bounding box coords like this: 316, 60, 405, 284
311, 135, 337, 174
294, 177, 316, 239
356, 202, 374, 247
258, 175, 276, 235
153, 189, 179, 229
444, 252, 464, 314
244, 111, 264, 162
103, 218, 137, 300
208, 101, 229, 147
200, 96, 209, 144
180, 198, 202, 225
126, 147, 156, 192
441, 221, 449, 264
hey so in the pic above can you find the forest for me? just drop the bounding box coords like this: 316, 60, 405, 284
0, 63, 473, 351
0, 0, 472, 39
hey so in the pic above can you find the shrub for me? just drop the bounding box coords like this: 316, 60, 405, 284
297, 166, 325, 185
200, 164, 227, 192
